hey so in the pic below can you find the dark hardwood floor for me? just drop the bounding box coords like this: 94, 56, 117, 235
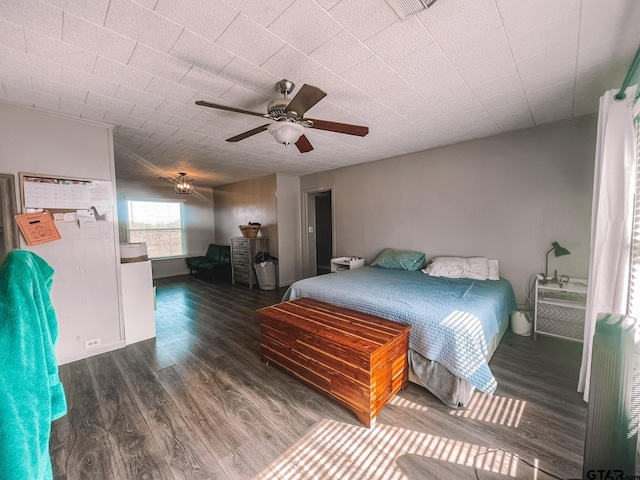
51, 274, 590, 479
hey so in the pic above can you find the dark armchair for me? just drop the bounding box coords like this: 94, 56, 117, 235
185, 244, 231, 281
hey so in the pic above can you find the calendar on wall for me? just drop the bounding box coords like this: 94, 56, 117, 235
19, 173, 113, 213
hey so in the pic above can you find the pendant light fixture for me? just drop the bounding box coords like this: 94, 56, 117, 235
173, 172, 194, 194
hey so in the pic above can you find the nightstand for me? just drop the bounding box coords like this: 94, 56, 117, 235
534, 278, 588, 342
330, 256, 364, 272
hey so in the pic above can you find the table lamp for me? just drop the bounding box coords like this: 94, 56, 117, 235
543, 241, 570, 283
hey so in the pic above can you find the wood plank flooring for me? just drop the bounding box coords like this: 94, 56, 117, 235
51, 274, 590, 479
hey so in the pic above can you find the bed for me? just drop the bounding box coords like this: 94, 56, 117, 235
282, 266, 517, 407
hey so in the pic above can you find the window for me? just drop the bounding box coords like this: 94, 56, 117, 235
126, 199, 186, 258
628, 110, 640, 320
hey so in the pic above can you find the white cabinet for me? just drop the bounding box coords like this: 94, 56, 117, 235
534, 278, 588, 342
121, 260, 156, 345
330, 256, 365, 272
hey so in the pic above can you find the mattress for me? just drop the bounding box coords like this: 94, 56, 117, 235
283, 266, 517, 403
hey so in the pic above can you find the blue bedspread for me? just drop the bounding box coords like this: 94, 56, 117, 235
283, 267, 517, 395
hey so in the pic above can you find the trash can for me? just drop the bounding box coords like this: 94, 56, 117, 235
511, 307, 532, 336
253, 251, 278, 290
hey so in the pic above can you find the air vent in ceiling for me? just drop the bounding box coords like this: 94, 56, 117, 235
385, 0, 439, 19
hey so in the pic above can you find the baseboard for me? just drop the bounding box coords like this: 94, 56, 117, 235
57, 339, 126, 366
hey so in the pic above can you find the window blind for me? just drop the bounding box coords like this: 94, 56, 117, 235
628, 112, 640, 319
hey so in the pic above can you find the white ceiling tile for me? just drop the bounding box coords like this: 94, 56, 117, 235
223, 0, 296, 28
179, 67, 234, 100
419, 0, 502, 46
342, 55, 407, 100
217, 56, 281, 97
154, 0, 238, 43
128, 44, 191, 83
171, 129, 206, 143
441, 27, 511, 70
216, 84, 270, 112
0, 0, 62, 39
61, 0, 109, 26
103, 110, 145, 128
526, 81, 575, 107
472, 76, 524, 105
497, 0, 580, 36
31, 74, 87, 102
520, 63, 575, 94
105, 0, 182, 53
216, 14, 285, 66
0, 67, 32, 89
3, 82, 60, 110
24, 29, 96, 73
327, 0, 397, 41
61, 65, 119, 96
364, 16, 433, 66
157, 98, 205, 121
131, 104, 173, 124
148, 131, 182, 145
62, 12, 136, 63
92, 56, 152, 91
516, 42, 578, 80
268, 0, 343, 55
0, 45, 62, 81
59, 97, 107, 121
509, 15, 580, 62
0, 19, 26, 51
309, 30, 371, 75
115, 84, 164, 109
529, 97, 573, 125
86, 91, 134, 113
169, 30, 235, 75
457, 54, 518, 87
261, 45, 323, 81
145, 76, 198, 104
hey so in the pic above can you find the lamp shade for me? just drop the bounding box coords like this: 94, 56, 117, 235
545, 241, 571, 279
551, 241, 570, 257
173, 172, 194, 194
267, 122, 304, 145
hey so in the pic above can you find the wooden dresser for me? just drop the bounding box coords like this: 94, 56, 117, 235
257, 298, 410, 427
230, 237, 268, 289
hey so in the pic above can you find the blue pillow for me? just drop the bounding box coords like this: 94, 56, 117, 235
371, 248, 426, 271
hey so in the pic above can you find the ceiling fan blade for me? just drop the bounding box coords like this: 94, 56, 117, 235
285, 84, 326, 118
306, 118, 369, 137
226, 124, 270, 142
196, 100, 268, 118
295, 134, 314, 153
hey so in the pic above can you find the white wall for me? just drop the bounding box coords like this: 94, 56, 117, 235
276, 174, 302, 286
0, 103, 123, 364
214, 174, 278, 251
116, 178, 215, 279
300, 115, 596, 303
214, 174, 303, 287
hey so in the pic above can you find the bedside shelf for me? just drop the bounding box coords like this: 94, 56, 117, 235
534, 277, 588, 342
330, 256, 364, 272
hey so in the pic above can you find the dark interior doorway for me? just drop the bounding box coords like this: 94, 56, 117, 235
314, 191, 332, 275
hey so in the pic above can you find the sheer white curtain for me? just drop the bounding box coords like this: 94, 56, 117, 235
578, 86, 638, 402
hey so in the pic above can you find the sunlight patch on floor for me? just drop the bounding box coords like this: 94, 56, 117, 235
388, 395, 429, 411
255, 419, 520, 479
450, 391, 526, 427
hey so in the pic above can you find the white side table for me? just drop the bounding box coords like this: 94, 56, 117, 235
534, 278, 588, 342
330, 256, 364, 272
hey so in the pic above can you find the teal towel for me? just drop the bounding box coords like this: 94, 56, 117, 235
0, 250, 67, 480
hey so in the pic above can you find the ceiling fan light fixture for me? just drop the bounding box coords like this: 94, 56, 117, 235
267, 122, 304, 146
173, 172, 194, 194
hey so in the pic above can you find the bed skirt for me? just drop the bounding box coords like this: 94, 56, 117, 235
407, 313, 510, 408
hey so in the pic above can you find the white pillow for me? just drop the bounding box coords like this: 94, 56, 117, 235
422, 256, 490, 280
488, 259, 499, 280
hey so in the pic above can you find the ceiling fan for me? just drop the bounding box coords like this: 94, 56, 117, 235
195, 79, 369, 153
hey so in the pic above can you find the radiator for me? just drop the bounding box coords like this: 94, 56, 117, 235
583, 313, 639, 478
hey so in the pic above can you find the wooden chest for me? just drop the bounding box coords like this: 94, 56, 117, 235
257, 298, 410, 427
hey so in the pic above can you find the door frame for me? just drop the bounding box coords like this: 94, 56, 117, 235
301, 185, 335, 278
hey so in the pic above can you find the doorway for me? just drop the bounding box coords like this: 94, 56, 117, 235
303, 188, 334, 277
